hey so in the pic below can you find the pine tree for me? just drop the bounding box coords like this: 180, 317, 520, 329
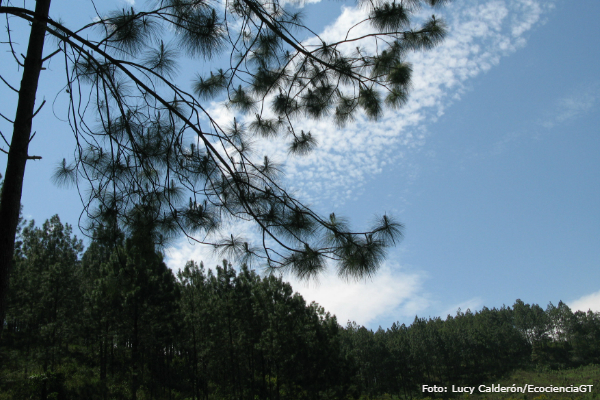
80, 222, 180, 400
0, 0, 452, 322
3, 215, 83, 397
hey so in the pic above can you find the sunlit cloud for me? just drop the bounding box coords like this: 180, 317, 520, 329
286, 262, 429, 327
569, 290, 600, 313
166, 219, 259, 272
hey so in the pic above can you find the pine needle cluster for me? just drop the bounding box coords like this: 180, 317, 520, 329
2, 0, 451, 279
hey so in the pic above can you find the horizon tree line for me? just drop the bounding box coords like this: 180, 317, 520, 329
2, 214, 599, 400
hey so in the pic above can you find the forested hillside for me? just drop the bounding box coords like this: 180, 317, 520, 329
1, 216, 599, 400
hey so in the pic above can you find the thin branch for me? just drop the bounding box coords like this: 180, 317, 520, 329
32, 99, 46, 118
0, 74, 18, 93
0, 130, 9, 146
4, 13, 24, 67
41, 47, 61, 62
0, 132, 10, 149
0, 111, 14, 123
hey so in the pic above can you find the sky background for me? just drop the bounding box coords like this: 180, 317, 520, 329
1, 0, 598, 329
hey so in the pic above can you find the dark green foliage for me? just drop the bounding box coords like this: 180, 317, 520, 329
252, 68, 284, 95
513, 298, 550, 344
104, 8, 159, 55
288, 131, 317, 155
358, 86, 383, 119
51, 159, 77, 188
79, 226, 181, 398
302, 84, 336, 119
338, 301, 600, 400
271, 92, 300, 117
175, 261, 352, 400
403, 16, 448, 50
334, 95, 358, 127
229, 85, 258, 113
172, 6, 225, 59
370, 3, 410, 32
1, 215, 354, 399
193, 69, 229, 100
2, 216, 84, 399
3, 216, 83, 371
143, 41, 179, 79
2, 216, 600, 399
385, 87, 410, 108
282, 244, 326, 279
387, 62, 413, 87
463, 364, 600, 400
249, 114, 282, 138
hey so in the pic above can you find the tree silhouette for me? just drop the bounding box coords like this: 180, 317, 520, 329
0, 0, 451, 322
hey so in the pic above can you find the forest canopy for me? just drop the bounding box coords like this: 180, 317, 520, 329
2, 215, 599, 400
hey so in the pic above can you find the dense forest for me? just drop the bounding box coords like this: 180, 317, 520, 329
1, 215, 599, 400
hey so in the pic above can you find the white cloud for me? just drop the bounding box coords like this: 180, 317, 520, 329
569, 290, 600, 313
225, 0, 558, 206
166, 238, 217, 272
286, 263, 429, 327
280, 0, 322, 6
541, 82, 599, 128
166, 219, 260, 273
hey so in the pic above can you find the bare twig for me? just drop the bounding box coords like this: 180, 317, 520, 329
41, 47, 61, 62
0, 74, 18, 93
32, 99, 46, 118
0, 111, 14, 123
5, 15, 24, 67
0, 130, 9, 146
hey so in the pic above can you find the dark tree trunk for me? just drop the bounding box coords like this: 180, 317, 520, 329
131, 302, 140, 400
101, 320, 108, 400
0, 0, 52, 334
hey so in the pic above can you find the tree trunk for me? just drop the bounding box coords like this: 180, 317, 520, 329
132, 301, 140, 400
0, 0, 52, 334
101, 320, 108, 400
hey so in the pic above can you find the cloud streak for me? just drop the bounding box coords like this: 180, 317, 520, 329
541, 81, 599, 129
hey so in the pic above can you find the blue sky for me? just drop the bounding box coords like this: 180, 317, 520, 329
1, 0, 598, 329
